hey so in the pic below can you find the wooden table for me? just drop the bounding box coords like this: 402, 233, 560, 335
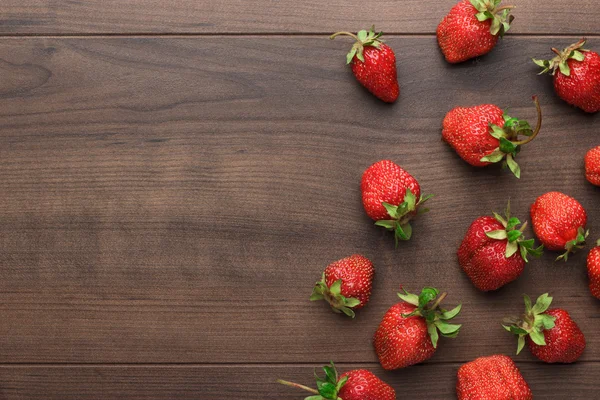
0, 1, 598, 398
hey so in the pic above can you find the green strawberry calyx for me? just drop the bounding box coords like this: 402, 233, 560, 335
374, 188, 434, 247
533, 38, 589, 76
277, 362, 347, 400
469, 0, 515, 37
557, 226, 589, 262
330, 26, 384, 65
310, 274, 361, 318
397, 287, 462, 348
480, 95, 542, 179
485, 200, 544, 261
503, 293, 556, 355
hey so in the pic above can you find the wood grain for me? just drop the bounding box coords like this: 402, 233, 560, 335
0, 363, 599, 399
0, 36, 599, 371
0, 0, 597, 35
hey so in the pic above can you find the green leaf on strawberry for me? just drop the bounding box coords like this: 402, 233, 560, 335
503, 293, 557, 354
479, 96, 542, 179
533, 39, 589, 77
486, 201, 544, 261
376, 188, 433, 247
397, 287, 462, 348
469, 0, 515, 37
310, 275, 360, 319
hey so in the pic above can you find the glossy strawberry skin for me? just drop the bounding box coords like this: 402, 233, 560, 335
458, 217, 525, 291
442, 104, 505, 167
437, 0, 499, 64
361, 160, 421, 221
338, 369, 396, 400
585, 146, 600, 186
456, 355, 532, 400
527, 308, 585, 363
588, 245, 600, 299
373, 302, 435, 370
324, 255, 374, 309
530, 192, 587, 251
554, 51, 600, 113
351, 44, 399, 103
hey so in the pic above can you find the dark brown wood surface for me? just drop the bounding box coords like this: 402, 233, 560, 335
0, 2, 599, 399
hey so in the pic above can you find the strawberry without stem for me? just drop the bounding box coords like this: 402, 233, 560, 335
456, 355, 532, 400
585, 146, 600, 186
361, 160, 432, 246
534, 39, 600, 113
437, 0, 515, 64
310, 254, 374, 318
458, 201, 543, 291
504, 293, 586, 363
374, 287, 461, 370
277, 362, 396, 400
587, 240, 600, 299
442, 96, 542, 178
530, 191, 588, 261
331, 26, 399, 103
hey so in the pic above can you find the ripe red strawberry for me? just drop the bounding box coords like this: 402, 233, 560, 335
458, 201, 543, 291
310, 254, 374, 318
534, 39, 600, 113
585, 145, 600, 186
530, 191, 588, 261
456, 355, 532, 400
277, 362, 396, 400
361, 160, 432, 245
504, 293, 586, 363
442, 96, 542, 178
437, 0, 514, 64
587, 240, 600, 299
331, 26, 399, 103
374, 287, 461, 370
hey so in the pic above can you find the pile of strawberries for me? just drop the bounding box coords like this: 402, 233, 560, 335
278, 0, 599, 398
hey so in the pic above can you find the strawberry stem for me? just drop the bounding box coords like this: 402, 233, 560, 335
330, 31, 359, 41
495, 5, 515, 13
512, 96, 542, 146
428, 292, 447, 311
276, 379, 319, 394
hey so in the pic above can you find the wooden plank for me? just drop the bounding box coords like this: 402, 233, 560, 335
0, 36, 599, 366
0, 0, 597, 35
0, 363, 598, 399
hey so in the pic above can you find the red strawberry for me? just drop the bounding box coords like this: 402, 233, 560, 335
331, 26, 399, 103
456, 355, 532, 400
530, 191, 588, 261
504, 293, 586, 363
374, 287, 461, 370
310, 254, 374, 318
442, 96, 542, 178
277, 362, 396, 400
361, 160, 432, 245
437, 0, 514, 64
585, 145, 600, 186
534, 39, 600, 113
587, 240, 600, 299
458, 201, 543, 291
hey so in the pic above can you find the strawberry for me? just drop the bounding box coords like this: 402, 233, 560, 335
330, 26, 399, 103
587, 240, 600, 299
456, 355, 532, 400
585, 145, 600, 186
437, 0, 514, 64
442, 96, 542, 178
534, 39, 600, 113
374, 287, 461, 370
504, 293, 586, 363
361, 160, 432, 245
530, 191, 588, 261
277, 362, 396, 400
458, 201, 543, 291
310, 254, 374, 318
